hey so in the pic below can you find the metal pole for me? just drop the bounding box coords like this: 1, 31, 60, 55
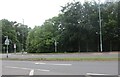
14, 44, 16, 54
54, 39, 57, 52
14, 48, 16, 54
22, 19, 24, 54
5, 36, 9, 58
98, 0, 103, 52
6, 45, 8, 58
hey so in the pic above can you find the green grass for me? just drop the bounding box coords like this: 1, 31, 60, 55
1, 57, 119, 61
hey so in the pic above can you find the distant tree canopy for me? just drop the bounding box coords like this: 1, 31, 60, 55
1, 1, 120, 53
1, 19, 31, 53
26, 1, 120, 53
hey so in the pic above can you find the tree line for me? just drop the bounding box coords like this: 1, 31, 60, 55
1, 19, 31, 53
1, 1, 120, 53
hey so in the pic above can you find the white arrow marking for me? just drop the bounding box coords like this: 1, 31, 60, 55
29, 69, 34, 76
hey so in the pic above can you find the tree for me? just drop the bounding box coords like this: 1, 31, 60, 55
26, 16, 61, 53
26, 1, 119, 53
1, 19, 30, 53
1, 19, 16, 52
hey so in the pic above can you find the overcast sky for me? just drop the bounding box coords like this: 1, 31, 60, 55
0, 0, 103, 28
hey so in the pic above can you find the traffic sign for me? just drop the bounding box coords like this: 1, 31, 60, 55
5, 38, 9, 45
14, 44, 16, 48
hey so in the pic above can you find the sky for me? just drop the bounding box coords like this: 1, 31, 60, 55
0, 0, 104, 28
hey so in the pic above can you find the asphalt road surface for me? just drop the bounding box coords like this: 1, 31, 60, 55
2, 60, 118, 75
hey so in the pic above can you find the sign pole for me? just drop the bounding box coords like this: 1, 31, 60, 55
7, 45, 8, 58
54, 39, 57, 52
14, 44, 16, 54
4, 36, 9, 58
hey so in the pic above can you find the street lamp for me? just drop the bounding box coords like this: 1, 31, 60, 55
98, 0, 103, 52
22, 19, 24, 54
13, 22, 18, 54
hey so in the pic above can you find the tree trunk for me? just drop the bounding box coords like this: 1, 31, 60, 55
98, 39, 99, 52
86, 41, 88, 52
110, 40, 112, 52
78, 41, 80, 52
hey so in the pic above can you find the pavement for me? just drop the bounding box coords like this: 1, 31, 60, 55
1, 52, 118, 59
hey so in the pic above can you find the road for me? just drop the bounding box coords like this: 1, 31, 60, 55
2, 60, 118, 75
1, 52, 119, 77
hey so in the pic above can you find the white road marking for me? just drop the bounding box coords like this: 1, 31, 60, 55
52, 64, 72, 66
6, 66, 30, 70
29, 69, 34, 76
35, 63, 46, 64
35, 62, 72, 66
36, 69, 50, 72
86, 73, 110, 75
5, 66, 50, 72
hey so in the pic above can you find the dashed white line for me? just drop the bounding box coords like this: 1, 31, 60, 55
29, 69, 34, 76
6, 66, 30, 70
36, 69, 50, 72
5, 66, 50, 72
53, 63, 72, 66
35, 63, 46, 65
35, 62, 72, 66
86, 73, 110, 75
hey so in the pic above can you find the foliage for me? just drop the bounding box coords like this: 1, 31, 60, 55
1, 19, 30, 52
1, 1, 119, 53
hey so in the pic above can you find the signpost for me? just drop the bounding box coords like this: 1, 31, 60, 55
5, 36, 9, 58
54, 39, 57, 52
14, 44, 16, 54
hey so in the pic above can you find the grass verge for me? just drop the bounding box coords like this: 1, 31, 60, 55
1, 57, 119, 61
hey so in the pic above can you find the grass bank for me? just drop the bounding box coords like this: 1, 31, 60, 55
1, 57, 119, 61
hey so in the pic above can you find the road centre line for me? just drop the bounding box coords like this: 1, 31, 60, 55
35, 62, 72, 66
86, 73, 110, 75
36, 69, 50, 72
35, 63, 46, 64
6, 66, 30, 70
5, 66, 50, 72
52, 64, 72, 66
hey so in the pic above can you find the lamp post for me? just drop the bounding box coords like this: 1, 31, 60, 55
22, 19, 24, 54
98, 0, 103, 52
13, 22, 18, 54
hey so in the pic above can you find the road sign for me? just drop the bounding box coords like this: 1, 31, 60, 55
14, 44, 16, 48
5, 38, 9, 45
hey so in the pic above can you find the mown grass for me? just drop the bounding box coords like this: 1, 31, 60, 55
1, 57, 119, 61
